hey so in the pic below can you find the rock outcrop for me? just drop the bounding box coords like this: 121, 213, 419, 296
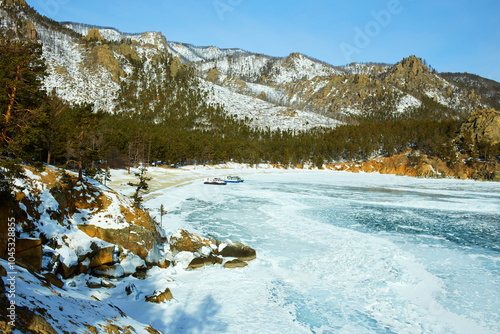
88, 245, 116, 268
187, 254, 223, 270
169, 229, 215, 254
15, 238, 42, 271
3, 165, 164, 281
78, 224, 157, 261
459, 108, 500, 145
329, 151, 500, 181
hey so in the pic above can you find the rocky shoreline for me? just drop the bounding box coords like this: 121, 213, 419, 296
0, 166, 256, 333
326, 152, 500, 182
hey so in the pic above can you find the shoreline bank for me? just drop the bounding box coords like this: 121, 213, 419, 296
108, 155, 499, 198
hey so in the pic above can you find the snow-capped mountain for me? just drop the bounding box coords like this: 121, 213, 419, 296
167, 41, 248, 63
61, 21, 249, 63
195, 52, 485, 118
0, 2, 494, 133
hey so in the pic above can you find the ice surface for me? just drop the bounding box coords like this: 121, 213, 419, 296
138, 170, 499, 333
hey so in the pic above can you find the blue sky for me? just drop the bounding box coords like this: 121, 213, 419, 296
29, 0, 500, 82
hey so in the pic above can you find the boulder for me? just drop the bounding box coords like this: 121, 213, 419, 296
76, 262, 89, 276
169, 229, 212, 254
89, 246, 116, 268
223, 259, 248, 269
15, 238, 42, 272
120, 252, 146, 275
218, 241, 256, 261
77, 242, 99, 262
78, 224, 155, 260
57, 261, 78, 279
145, 288, 173, 303
86, 280, 103, 289
132, 269, 148, 280
187, 254, 223, 270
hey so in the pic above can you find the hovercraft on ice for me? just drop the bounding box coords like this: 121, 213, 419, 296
204, 177, 227, 185
224, 176, 244, 183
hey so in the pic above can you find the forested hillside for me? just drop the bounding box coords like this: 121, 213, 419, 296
0, 0, 498, 191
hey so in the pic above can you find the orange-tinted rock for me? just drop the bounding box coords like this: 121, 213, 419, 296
145, 288, 173, 303
89, 246, 116, 268
169, 229, 209, 254
78, 224, 154, 260
58, 261, 78, 279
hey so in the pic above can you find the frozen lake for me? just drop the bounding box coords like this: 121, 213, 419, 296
141, 171, 499, 333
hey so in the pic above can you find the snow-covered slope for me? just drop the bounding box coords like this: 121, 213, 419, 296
340, 62, 391, 76
61, 22, 123, 42
1, 258, 159, 333
202, 80, 341, 131
11, 166, 164, 265
61, 22, 168, 51
39, 20, 342, 130
196, 52, 343, 86
167, 41, 248, 63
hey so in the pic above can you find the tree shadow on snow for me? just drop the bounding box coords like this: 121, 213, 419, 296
164, 295, 228, 334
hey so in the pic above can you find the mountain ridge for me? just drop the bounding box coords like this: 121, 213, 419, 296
1, 2, 498, 133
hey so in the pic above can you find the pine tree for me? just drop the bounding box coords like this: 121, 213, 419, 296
45, 91, 67, 165
0, 38, 47, 158
0, 158, 25, 206
64, 104, 103, 180
99, 167, 111, 186
128, 166, 151, 208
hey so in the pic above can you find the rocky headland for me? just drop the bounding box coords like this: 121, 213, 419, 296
0, 165, 256, 333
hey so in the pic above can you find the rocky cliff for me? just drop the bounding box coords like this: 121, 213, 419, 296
0, 165, 165, 278
328, 152, 499, 182
458, 108, 500, 146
